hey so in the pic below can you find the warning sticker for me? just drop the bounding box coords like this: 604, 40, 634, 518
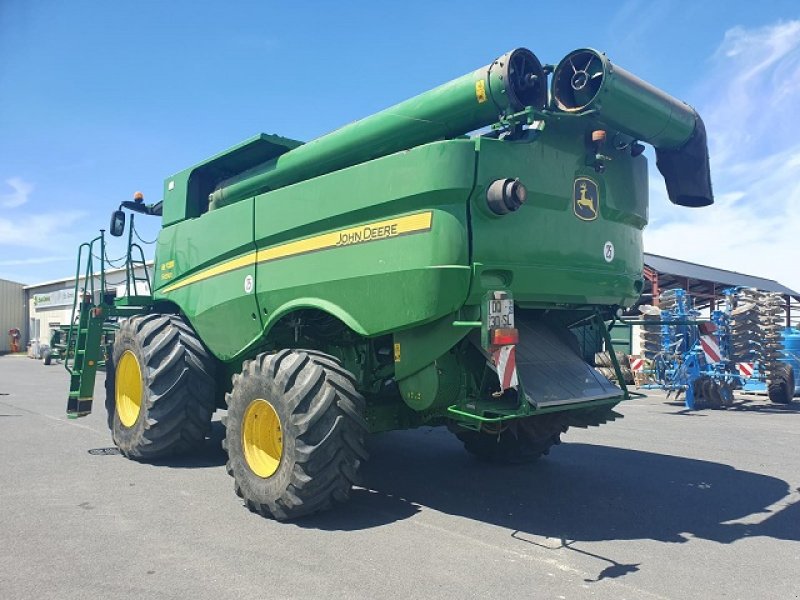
475, 79, 487, 103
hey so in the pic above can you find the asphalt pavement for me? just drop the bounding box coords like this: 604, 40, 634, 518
1, 355, 798, 599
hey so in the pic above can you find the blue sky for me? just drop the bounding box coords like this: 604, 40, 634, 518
1, 1, 799, 289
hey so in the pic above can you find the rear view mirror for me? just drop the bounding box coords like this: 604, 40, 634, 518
110, 210, 126, 237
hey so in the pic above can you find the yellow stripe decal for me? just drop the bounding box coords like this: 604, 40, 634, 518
161, 211, 433, 294
161, 253, 256, 293
256, 212, 432, 263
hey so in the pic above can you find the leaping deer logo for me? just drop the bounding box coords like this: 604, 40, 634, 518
574, 178, 598, 221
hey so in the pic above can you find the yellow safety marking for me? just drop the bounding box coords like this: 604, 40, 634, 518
394, 343, 401, 363
475, 79, 487, 103
161, 211, 433, 294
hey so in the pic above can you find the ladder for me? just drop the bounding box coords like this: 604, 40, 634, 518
66, 293, 106, 418
65, 221, 153, 418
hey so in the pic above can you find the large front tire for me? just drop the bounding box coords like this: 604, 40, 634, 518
225, 349, 368, 521
104, 314, 216, 459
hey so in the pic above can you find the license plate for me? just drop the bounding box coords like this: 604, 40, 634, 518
487, 293, 514, 329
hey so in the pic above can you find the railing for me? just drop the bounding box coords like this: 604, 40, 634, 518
64, 231, 106, 376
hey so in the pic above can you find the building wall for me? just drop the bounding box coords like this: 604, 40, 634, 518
0, 278, 26, 352
25, 264, 151, 347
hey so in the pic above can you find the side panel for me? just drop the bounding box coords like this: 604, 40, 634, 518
254, 141, 477, 337
468, 130, 648, 307
153, 200, 262, 360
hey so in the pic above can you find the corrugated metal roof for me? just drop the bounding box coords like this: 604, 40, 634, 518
644, 253, 799, 296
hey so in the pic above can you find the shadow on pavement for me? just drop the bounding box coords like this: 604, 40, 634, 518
143, 420, 228, 469
302, 427, 799, 550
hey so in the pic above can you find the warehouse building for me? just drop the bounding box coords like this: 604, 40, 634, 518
18, 262, 151, 356
0, 278, 26, 353
0, 265, 152, 354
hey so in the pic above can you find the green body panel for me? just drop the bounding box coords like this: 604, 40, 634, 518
253, 142, 475, 338
467, 129, 647, 307
154, 199, 263, 360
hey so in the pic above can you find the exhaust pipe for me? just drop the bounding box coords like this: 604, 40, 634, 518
552, 49, 713, 208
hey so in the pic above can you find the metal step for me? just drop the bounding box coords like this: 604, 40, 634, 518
513, 317, 622, 408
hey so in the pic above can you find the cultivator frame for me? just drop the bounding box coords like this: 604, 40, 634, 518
633, 287, 795, 409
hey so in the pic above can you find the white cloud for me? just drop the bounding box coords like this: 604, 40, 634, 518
645, 20, 800, 292
0, 255, 73, 267
0, 210, 86, 248
0, 177, 34, 208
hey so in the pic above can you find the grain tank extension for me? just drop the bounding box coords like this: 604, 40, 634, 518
65, 47, 713, 520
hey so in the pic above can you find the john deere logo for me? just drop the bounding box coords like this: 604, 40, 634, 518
573, 177, 599, 221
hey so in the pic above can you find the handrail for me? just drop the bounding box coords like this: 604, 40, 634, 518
63, 231, 106, 376
124, 214, 152, 297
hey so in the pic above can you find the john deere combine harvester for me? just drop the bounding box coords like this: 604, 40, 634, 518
65, 47, 713, 520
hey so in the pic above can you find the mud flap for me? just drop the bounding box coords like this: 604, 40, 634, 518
479, 317, 622, 408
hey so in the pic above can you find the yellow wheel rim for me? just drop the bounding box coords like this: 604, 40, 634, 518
242, 399, 283, 478
116, 350, 143, 428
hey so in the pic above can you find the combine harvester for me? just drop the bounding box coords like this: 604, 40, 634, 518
637, 288, 795, 409
62, 47, 714, 519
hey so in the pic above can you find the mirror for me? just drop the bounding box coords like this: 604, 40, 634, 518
109, 210, 126, 237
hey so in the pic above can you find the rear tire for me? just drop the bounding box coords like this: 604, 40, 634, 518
42, 349, 52, 365
768, 363, 795, 404
104, 314, 216, 459
452, 414, 566, 464
225, 349, 368, 520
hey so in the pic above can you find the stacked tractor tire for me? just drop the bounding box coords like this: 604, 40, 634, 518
594, 350, 635, 385
729, 289, 793, 403
754, 291, 792, 403
639, 304, 662, 361
728, 289, 761, 367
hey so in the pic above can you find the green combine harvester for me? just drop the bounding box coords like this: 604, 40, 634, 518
65, 47, 713, 520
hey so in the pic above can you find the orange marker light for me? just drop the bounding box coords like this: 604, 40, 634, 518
133, 191, 144, 202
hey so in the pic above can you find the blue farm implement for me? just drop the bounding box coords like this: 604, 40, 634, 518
633, 288, 794, 409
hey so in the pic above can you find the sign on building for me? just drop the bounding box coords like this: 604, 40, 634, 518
32, 287, 75, 309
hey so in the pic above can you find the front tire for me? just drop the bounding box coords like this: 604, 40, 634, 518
225, 349, 368, 520
104, 314, 216, 459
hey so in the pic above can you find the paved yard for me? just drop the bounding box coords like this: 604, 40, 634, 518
1, 355, 798, 599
